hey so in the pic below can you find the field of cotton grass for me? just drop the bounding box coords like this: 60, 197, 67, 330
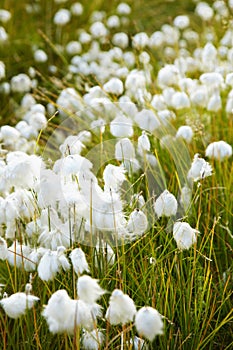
0, 0, 232, 349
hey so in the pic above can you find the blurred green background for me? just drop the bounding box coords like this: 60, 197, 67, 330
0, 0, 196, 77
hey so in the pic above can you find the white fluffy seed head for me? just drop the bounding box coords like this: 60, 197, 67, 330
70, 248, 90, 275
154, 190, 178, 218
111, 115, 133, 138
132, 32, 149, 49
127, 209, 148, 237
37, 248, 70, 281
173, 222, 199, 250
205, 141, 232, 161
103, 78, 124, 96
90, 21, 108, 38
77, 275, 105, 303
0, 236, 8, 260
0, 292, 39, 319
82, 329, 105, 350
200, 72, 223, 86
138, 131, 150, 155
173, 15, 190, 29
171, 91, 190, 110
66, 41, 82, 55
59, 136, 85, 156
0, 61, 5, 80
115, 138, 135, 161
53, 9, 71, 26
11, 73, 31, 93
135, 109, 160, 133
1, 125, 20, 144
34, 49, 48, 63
112, 32, 129, 48
70, 2, 83, 16
188, 154, 212, 182
103, 164, 126, 192
42, 289, 74, 334
207, 93, 222, 112
195, 2, 214, 21
0, 9, 11, 23
105, 289, 136, 325
157, 65, 179, 89
117, 3, 131, 15
176, 125, 193, 143
135, 306, 163, 341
